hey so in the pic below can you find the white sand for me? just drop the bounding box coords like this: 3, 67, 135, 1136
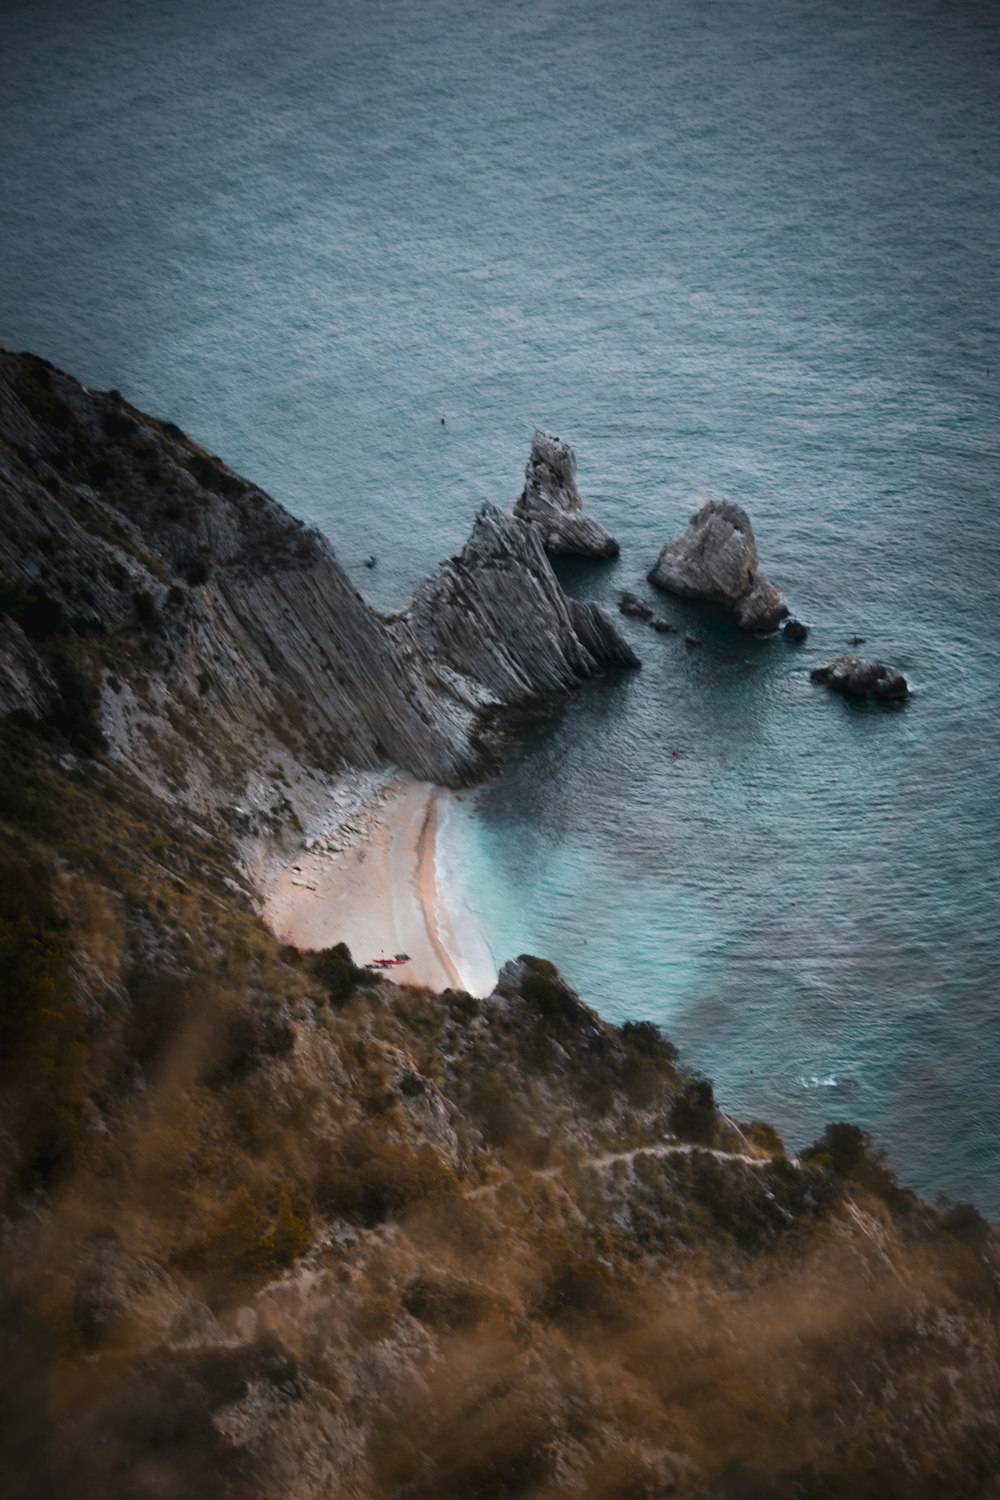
263, 776, 495, 995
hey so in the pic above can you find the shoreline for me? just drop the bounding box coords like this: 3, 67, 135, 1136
263, 776, 496, 997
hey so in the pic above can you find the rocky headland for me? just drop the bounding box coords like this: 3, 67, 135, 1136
648, 498, 789, 632
513, 428, 619, 558
0, 351, 636, 878
0, 353, 994, 1500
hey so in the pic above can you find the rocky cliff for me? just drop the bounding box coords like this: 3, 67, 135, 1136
0, 351, 636, 864
0, 353, 997, 1500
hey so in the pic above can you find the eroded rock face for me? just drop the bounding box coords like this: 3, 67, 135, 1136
513, 429, 619, 558
648, 499, 789, 632
0, 351, 638, 845
810, 656, 909, 702
406, 504, 638, 709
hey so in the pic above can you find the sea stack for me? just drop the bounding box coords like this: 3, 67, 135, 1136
648, 499, 789, 633
810, 656, 909, 702
513, 429, 619, 559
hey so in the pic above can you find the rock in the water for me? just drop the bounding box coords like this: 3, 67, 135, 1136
783, 618, 808, 643
619, 592, 652, 619
847, 635, 866, 646
0, 351, 639, 836
407, 505, 638, 712
648, 499, 789, 633
684, 634, 702, 648
810, 656, 909, 702
513, 429, 619, 559
650, 617, 675, 633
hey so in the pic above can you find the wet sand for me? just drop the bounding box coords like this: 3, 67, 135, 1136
264, 777, 481, 992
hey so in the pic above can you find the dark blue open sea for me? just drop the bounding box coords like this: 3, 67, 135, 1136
3, 0, 998, 1211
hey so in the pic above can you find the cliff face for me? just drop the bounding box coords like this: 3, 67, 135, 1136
1, 353, 998, 1500
0, 351, 636, 859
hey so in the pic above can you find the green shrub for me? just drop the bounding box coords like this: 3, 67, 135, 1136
534, 1238, 631, 1330
312, 942, 366, 1006
746, 1120, 785, 1156
669, 1076, 716, 1143
317, 1124, 459, 1227
802, 1122, 869, 1175
518, 954, 582, 1029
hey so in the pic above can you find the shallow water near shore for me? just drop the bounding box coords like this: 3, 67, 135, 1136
2, 0, 999, 1209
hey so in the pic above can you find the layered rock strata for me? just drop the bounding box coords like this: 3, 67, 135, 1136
648, 498, 789, 632
513, 429, 619, 558
810, 656, 909, 701
0, 351, 637, 849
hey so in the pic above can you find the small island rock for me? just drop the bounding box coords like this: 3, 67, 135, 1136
783, 618, 808, 643
810, 655, 909, 702
619, 592, 653, 619
648, 498, 789, 633
514, 429, 619, 559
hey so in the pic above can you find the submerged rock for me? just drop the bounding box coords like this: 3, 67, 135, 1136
648, 498, 789, 633
810, 656, 909, 702
618, 592, 653, 619
513, 429, 619, 559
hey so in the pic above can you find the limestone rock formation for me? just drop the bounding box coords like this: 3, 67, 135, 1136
810, 656, 909, 701
648, 499, 789, 632
405, 503, 638, 710
0, 351, 637, 852
513, 429, 619, 558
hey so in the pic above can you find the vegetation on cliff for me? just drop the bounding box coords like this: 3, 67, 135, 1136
1, 353, 998, 1499
1, 713, 998, 1500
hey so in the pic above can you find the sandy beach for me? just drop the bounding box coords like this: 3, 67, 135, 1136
264, 777, 495, 996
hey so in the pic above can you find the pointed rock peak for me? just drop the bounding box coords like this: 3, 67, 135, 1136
513, 429, 619, 559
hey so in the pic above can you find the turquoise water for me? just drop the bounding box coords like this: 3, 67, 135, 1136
2, 0, 998, 1211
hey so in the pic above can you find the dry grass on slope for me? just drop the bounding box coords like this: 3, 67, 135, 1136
1, 719, 999, 1500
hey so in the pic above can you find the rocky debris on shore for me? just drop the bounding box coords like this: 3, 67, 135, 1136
810, 655, 909, 701
618, 592, 652, 619
513, 429, 619, 558
648, 499, 789, 632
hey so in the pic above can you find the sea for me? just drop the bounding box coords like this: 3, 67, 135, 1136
2, 0, 998, 1214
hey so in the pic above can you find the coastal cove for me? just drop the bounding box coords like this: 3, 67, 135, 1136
5, 0, 1000, 1490
2, 0, 998, 1221
264, 777, 496, 998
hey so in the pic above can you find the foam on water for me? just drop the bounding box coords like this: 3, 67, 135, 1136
433, 793, 500, 999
